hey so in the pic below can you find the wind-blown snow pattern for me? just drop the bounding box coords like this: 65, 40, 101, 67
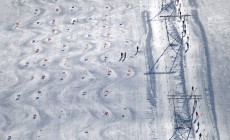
0, 0, 229, 140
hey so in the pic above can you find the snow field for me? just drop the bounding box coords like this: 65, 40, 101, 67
0, 0, 153, 139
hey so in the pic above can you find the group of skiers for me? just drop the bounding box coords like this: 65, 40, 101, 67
119, 46, 139, 62
192, 94, 202, 139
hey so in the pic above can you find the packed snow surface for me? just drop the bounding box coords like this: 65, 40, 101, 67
0, 0, 229, 140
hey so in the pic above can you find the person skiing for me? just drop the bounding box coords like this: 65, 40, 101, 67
135, 46, 139, 55
196, 111, 199, 118
119, 52, 123, 61
183, 24, 186, 36
33, 114, 37, 119
199, 133, 202, 139
122, 52, 126, 61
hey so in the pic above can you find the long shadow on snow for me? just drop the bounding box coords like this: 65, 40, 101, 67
188, 0, 198, 7
141, 11, 156, 107
192, 10, 220, 140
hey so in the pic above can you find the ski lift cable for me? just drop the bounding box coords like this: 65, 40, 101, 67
149, 1, 174, 21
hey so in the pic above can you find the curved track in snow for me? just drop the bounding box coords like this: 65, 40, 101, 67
0, 0, 150, 140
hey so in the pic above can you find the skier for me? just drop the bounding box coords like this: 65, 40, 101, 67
186, 42, 189, 47
122, 52, 126, 61
183, 24, 186, 36
33, 114, 37, 119
186, 36, 190, 52
105, 111, 108, 115
35, 49, 39, 53
16, 95, 20, 100
194, 99, 197, 109
196, 111, 199, 118
119, 52, 123, 61
199, 133, 202, 139
194, 99, 197, 105
72, 20, 76, 25
192, 106, 195, 114
135, 46, 139, 55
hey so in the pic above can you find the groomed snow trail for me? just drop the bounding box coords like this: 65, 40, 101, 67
185, 0, 230, 139
148, 0, 222, 139
0, 0, 154, 139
